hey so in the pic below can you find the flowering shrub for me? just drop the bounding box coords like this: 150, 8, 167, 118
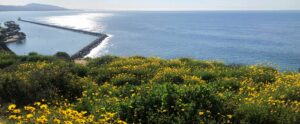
5, 101, 127, 124
151, 67, 191, 84
119, 83, 223, 123
0, 56, 84, 105
111, 73, 139, 85
0, 53, 299, 124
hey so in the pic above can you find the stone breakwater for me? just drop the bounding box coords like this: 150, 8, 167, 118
18, 18, 108, 59
71, 34, 108, 59
19, 19, 102, 36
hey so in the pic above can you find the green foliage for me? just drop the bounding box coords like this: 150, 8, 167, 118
151, 67, 193, 84
54, 51, 71, 60
0, 61, 84, 105
0, 52, 18, 68
70, 63, 89, 77
236, 103, 298, 124
194, 71, 218, 81
19, 52, 56, 62
210, 78, 241, 91
111, 73, 139, 85
87, 55, 119, 67
248, 66, 278, 83
119, 83, 222, 123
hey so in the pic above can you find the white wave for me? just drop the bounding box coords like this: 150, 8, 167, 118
39, 13, 113, 32
84, 35, 112, 58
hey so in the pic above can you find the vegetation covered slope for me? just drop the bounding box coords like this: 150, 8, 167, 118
0, 51, 299, 124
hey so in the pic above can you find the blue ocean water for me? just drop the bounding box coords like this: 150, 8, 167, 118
0, 11, 300, 70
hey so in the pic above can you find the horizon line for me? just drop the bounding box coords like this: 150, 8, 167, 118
1, 3, 300, 11
83, 9, 300, 11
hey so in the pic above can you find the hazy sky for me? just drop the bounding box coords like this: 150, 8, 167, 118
1, 0, 300, 10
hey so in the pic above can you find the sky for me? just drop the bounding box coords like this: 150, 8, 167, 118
1, 0, 300, 10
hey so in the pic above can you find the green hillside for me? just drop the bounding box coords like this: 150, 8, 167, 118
0, 51, 299, 123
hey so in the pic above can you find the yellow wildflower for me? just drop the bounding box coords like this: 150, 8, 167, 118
36, 115, 48, 123
44, 110, 51, 115
12, 109, 21, 114
117, 120, 127, 124
53, 118, 61, 124
24, 106, 36, 112
76, 119, 86, 123
199, 111, 204, 116
26, 114, 34, 118
8, 115, 17, 120
34, 102, 41, 106
40, 104, 48, 109
8, 104, 16, 111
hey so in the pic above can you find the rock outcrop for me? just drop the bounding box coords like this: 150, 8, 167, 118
1, 21, 26, 43
0, 21, 25, 52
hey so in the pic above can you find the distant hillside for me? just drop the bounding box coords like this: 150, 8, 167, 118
0, 3, 68, 11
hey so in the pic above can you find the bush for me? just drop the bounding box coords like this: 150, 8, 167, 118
119, 84, 222, 123
0, 51, 18, 68
194, 71, 218, 82
151, 67, 190, 84
70, 63, 89, 77
247, 66, 278, 83
89, 67, 116, 84
19, 52, 56, 62
210, 78, 241, 91
236, 103, 298, 124
54, 52, 70, 60
0, 61, 84, 105
28, 52, 38, 56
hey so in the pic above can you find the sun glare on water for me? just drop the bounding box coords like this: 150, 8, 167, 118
39, 13, 113, 58
40, 13, 113, 32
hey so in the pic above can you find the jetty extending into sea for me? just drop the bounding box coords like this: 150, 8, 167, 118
18, 18, 108, 59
